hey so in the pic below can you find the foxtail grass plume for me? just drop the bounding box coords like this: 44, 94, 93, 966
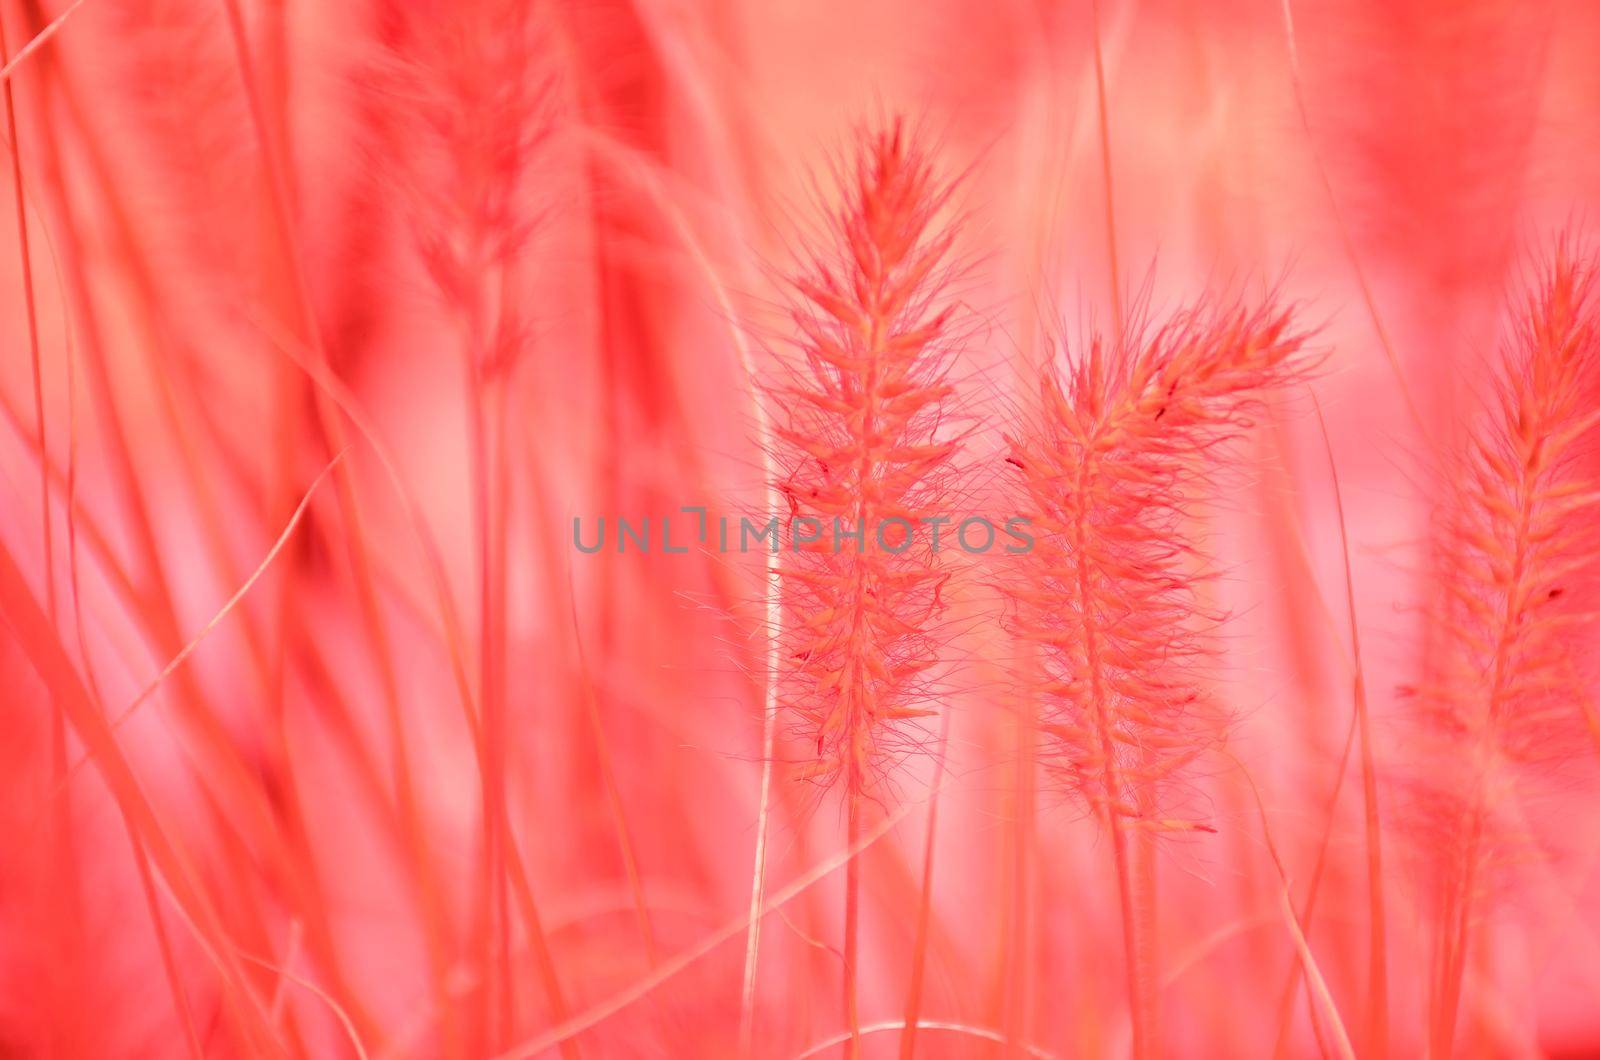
1411, 243, 1600, 1058
1003, 296, 1313, 1059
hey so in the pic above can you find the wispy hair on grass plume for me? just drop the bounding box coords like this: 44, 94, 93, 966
766, 116, 967, 1055
1408, 240, 1600, 1059
1002, 291, 1314, 1060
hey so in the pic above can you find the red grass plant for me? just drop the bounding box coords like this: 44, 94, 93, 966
369, 4, 565, 1054
1002, 297, 1313, 1059
767, 118, 964, 1056
12, 3, 1600, 1055
1410, 244, 1600, 1057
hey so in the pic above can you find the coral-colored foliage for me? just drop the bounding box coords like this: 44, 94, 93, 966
6, 0, 1600, 1057
773, 121, 959, 799
1005, 299, 1310, 831
1413, 248, 1600, 1057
